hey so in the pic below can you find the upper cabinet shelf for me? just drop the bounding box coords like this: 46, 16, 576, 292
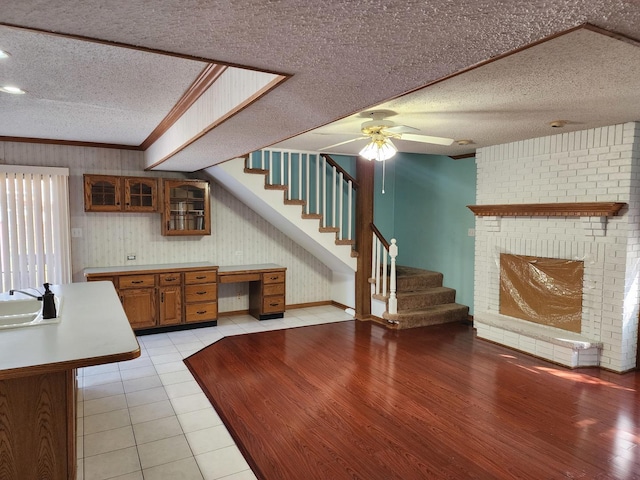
84, 175, 158, 213
162, 179, 211, 236
467, 202, 626, 217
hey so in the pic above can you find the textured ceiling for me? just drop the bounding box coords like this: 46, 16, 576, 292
275, 27, 640, 157
1, 1, 640, 171
0, 26, 207, 145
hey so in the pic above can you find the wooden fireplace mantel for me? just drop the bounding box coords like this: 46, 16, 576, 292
467, 202, 626, 217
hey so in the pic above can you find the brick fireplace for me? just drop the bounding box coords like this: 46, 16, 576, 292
472, 122, 640, 372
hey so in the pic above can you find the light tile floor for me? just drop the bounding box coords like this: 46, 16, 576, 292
77, 305, 353, 480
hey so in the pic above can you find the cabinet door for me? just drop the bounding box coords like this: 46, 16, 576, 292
159, 286, 182, 326
120, 288, 156, 329
124, 177, 158, 212
84, 174, 122, 212
162, 179, 211, 236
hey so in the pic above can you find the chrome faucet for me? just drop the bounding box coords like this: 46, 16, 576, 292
9, 289, 43, 300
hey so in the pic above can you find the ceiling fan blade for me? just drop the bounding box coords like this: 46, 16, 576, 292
399, 133, 455, 146
320, 137, 368, 150
385, 124, 421, 134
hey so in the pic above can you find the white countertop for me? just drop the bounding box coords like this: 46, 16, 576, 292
0, 282, 140, 379
84, 261, 217, 275
218, 263, 285, 273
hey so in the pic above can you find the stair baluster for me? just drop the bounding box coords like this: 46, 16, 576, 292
371, 225, 398, 315
389, 238, 398, 315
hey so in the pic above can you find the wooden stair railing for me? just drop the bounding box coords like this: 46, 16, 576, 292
371, 223, 397, 315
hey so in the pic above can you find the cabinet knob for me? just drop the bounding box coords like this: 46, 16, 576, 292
197, 310, 207, 315
196, 291, 206, 295
196, 276, 206, 279
131, 280, 143, 284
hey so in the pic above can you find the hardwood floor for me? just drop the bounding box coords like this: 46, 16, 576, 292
185, 320, 640, 480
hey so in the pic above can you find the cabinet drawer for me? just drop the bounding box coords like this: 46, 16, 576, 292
87, 275, 115, 285
185, 302, 218, 322
219, 272, 260, 283
263, 296, 285, 313
159, 272, 182, 286
184, 270, 217, 285
263, 283, 285, 296
184, 284, 217, 303
118, 274, 156, 289
263, 272, 285, 284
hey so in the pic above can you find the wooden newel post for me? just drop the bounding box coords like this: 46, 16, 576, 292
389, 238, 398, 315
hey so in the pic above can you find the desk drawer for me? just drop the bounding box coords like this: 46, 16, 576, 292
263, 283, 285, 296
263, 296, 285, 314
219, 272, 260, 283
184, 270, 217, 285
263, 272, 285, 284
184, 284, 217, 303
185, 302, 218, 322
119, 274, 156, 289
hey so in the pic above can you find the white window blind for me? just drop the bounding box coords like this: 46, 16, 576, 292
0, 165, 72, 291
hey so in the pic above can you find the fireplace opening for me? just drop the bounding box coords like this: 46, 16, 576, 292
499, 254, 584, 333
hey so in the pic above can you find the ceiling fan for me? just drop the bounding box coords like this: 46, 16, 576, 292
320, 111, 455, 161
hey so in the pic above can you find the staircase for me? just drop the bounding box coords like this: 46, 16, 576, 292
205, 155, 357, 273
378, 266, 469, 329
207, 149, 470, 329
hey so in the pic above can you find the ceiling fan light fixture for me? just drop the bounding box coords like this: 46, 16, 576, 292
359, 137, 397, 161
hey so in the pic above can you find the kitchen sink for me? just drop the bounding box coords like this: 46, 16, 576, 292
0, 297, 61, 329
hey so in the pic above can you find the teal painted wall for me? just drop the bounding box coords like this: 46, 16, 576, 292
379, 152, 476, 313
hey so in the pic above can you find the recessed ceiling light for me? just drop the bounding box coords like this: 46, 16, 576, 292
0, 86, 26, 95
549, 120, 567, 128
0, 50, 10, 59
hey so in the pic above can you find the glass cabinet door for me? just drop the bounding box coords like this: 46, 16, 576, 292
84, 174, 121, 212
162, 179, 211, 235
124, 177, 158, 212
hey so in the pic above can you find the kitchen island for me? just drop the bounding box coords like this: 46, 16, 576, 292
0, 281, 140, 480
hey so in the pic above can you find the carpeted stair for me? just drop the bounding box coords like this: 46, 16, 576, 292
378, 265, 469, 329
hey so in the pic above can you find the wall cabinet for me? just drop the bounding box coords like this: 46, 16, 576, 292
124, 177, 158, 212
162, 179, 211, 236
84, 174, 158, 212
84, 174, 121, 212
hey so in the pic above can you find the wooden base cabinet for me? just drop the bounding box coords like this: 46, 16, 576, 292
249, 270, 285, 320
118, 274, 157, 329
184, 270, 218, 323
0, 370, 76, 480
87, 266, 217, 331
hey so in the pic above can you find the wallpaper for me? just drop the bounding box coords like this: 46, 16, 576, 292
0, 141, 332, 312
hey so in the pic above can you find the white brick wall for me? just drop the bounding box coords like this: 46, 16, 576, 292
474, 122, 639, 372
